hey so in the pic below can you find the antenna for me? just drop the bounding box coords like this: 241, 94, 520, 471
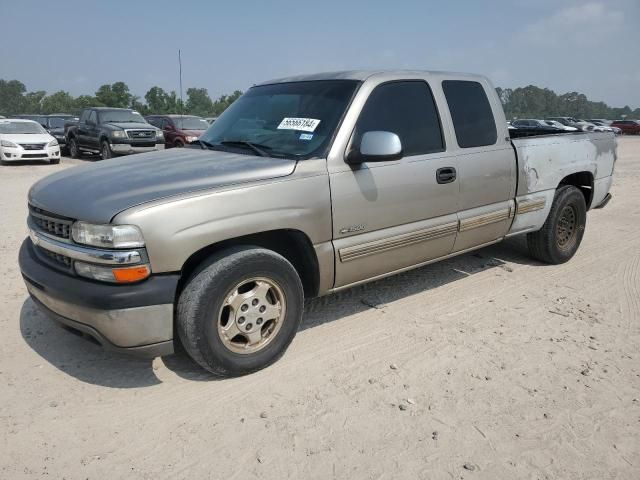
178, 49, 184, 116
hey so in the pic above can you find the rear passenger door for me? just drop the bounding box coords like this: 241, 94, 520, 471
330, 80, 460, 288
441, 80, 516, 252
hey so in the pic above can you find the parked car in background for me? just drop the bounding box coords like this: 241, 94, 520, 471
65, 107, 164, 159
0, 119, 60, 165
42, 114, 78, 153
20, 70, 615, 376
205, 117, 218, 124
543, 120, 578, 131
611, 120, 640, 135
11, 114, 48, 127
589, 120, 621, 135
511, 119, 563, 131
587, 119, 612, 126
145, 114, 209, 148
547, 117, 581, 128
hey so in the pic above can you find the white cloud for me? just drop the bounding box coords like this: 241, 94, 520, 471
520, 2, 625, 46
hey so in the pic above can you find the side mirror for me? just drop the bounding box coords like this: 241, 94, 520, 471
346, 131, 402, 164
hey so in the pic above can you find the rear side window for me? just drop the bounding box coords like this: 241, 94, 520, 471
353, 81, 444, 156
442, 80, 497, 148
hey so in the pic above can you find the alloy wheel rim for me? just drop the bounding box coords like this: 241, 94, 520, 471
556, 205, 577, 248
217, 277, 286, 354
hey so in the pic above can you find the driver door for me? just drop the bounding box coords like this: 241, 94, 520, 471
330, 80, 460, 288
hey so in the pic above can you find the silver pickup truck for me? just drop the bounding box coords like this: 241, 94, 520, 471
19, 70, 615, 376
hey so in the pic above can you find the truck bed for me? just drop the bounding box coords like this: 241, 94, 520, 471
507, 130, 616, 236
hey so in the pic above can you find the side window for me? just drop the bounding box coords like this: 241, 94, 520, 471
442, 80, 498, 148
88, 111, 97, 124
79, 110, 90, 123
353, 81, 444, 157
146, 117, 157, 127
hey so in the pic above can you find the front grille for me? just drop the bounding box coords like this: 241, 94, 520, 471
40, 248, 72, 268
22, 154, 48, 159
20, 143, 47, 150
29, 205, 73, 240
126, 130, 155, 139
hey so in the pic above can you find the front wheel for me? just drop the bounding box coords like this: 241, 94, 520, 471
101, 140, 113, 160
177, 246, 304, 377
527, 185, 587, 264
69, 138, 80, 159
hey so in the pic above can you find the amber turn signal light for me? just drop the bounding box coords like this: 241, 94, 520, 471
112, 265, 151, 283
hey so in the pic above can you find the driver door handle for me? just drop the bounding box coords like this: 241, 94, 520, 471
436, 167, 457, 184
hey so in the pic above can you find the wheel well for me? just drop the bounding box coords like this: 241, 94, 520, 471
176, 229, 321, 299
559, 171, 594, 208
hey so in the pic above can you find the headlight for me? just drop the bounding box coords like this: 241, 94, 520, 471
1, 140, 18, 148
48, 139, 59, 147
111, 131, 127, 138
75, 261, 151, 283
156, 130, 164, 139
71, 222, 145, 248
186, 136, 198, 143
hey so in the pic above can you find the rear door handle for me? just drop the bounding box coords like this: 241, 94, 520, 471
436, 167, 457, 184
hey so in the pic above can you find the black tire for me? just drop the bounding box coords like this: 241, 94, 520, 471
527, 185, 587, 264
101, 140, 113, 160
177, 246, 304, 377
50, 158, 60, 165
174, 140, 184, 148
69, 137, 80, 159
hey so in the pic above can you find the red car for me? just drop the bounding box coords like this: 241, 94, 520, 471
611, 120, 640, 135
145, 115, 210, 148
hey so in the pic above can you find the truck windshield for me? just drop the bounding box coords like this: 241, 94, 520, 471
0, 120, 46, 134
99, 110, 147, 124
173, 116, 209, 130
198, 80, 360, 159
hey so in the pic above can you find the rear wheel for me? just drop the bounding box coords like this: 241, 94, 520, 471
527, 185, 587, 264
174, 140, 184, 148
101, 140, 113, 160
177, 246, 304, 377
50, 158, 60, 165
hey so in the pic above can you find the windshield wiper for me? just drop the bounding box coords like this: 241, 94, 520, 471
190, 139, 217, 150
219, 140, 270, 157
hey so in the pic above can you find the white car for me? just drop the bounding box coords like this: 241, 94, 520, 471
0, 119, 61, 165
543, 120, 578, 131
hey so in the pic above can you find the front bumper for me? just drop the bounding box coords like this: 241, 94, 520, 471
19, 239, 178, 357
110, 143, 165, 155
1, 146, 60, 161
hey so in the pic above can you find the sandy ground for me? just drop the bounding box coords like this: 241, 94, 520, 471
1, 138, 639, 480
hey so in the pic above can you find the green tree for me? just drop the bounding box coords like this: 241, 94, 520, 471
95, 81, 132, 108
74, 95, 104, 111
22, 90, 46, 114
0, 79, 28, 115
144, 86, 169, 114
41, 91, 76, 114
185, 87, 214, 116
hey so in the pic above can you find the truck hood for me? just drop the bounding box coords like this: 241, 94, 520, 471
28, 148, 297, 223
104, 122, 155, 130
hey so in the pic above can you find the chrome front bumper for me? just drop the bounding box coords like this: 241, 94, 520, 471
110, 143, 165, 155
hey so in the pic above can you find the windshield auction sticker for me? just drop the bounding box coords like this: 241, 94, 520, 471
277, 117, 321, 132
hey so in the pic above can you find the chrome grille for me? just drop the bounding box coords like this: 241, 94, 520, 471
126, 129, 155, 139
20, 143, 47, 150
29, 206, 73, 240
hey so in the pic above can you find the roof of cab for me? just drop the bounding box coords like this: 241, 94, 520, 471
256, 69, 488, 86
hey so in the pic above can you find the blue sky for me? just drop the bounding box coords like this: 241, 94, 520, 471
1, 0, 638, 108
